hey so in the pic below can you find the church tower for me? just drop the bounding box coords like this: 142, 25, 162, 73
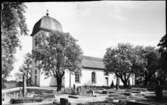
31, 11, 63, 86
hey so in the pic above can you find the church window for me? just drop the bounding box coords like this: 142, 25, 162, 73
75, 72, 80, 83
92, 72, 96, 83
35, 75, 37, 85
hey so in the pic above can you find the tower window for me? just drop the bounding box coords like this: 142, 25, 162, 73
35, 70, 38, 75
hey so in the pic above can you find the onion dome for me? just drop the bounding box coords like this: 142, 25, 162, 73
31, 12, 63, 36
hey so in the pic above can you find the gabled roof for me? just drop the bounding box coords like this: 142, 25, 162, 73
82, 56, 105, 70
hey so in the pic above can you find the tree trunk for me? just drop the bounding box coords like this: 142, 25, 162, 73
116, 73, 129, 88
122, 80, 128, 88
23, 73, 27, 97
116, 76, 119, 90
144, 73, 152, 87
55, 70, 64, 92
144, 77, 148, 86
56, 76, 62, 91
120, 76, 129, 88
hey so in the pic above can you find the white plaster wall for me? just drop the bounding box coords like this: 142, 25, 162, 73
67, 69, 109, 88
40, 73, 57, 87
119, 78, 124, 86
40, 69, 135, 87
40, 73, 50, 87
64, 69, 70, 88
129, 74, 135, 86
108, 73, 116, 86
95, 70, 106, 86
40, 70, 70, 87
64, 69, 136, 88
132, 74, 135, 85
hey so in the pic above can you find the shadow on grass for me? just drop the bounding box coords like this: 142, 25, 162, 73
144, 96, 167, 103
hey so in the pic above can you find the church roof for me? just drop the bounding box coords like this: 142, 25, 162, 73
82, 56, 105, 70
31, 15, 63, 36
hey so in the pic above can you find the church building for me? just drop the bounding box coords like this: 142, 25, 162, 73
31, 13, 135, 88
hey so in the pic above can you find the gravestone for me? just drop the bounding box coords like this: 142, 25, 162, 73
87, 89, 94, 96
64, 88, 72, 94
78, 87, 94, 96
79, 87, 87, 96
60, 98, 68, 105
102, 90, 108, 94
76, 87, 80, 94
71, 85, 78, 95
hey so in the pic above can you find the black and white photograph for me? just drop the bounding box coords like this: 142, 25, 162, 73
1, 0, 166, 105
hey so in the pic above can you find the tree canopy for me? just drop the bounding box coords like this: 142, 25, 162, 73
142, 46, 160, 86
32, 31, 82, 91
158, 34, 167, 55
1, 2, 28, 87
157, 34, 167, 84
103, 42, 163, 87
158, 34, 167, 74
103, 43, 141, 87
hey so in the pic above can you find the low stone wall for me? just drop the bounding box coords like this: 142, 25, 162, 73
2, 87, 57, 104
2, 87, 23, 104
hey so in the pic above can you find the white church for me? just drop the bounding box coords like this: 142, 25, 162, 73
30, 13, 135, 88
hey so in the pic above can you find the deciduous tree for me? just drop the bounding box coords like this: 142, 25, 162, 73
19, 53, 33, 86
18, 53, 33, 96
103, 43, 141, 88
33, 31, 82, 91
158, 34, 167, 81
142, 47, 160, 86
1, 2, 28, 88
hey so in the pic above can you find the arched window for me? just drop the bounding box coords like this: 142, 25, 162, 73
75, 72, 80, 83
35, 75, 37, 85
92, 72, 96, 83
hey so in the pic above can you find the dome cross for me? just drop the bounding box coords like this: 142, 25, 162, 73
46, 9, 49, 16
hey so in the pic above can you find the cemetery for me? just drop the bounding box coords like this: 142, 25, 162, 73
2, 86, 167, 105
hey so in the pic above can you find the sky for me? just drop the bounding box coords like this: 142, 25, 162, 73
9, 1, 165, 79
